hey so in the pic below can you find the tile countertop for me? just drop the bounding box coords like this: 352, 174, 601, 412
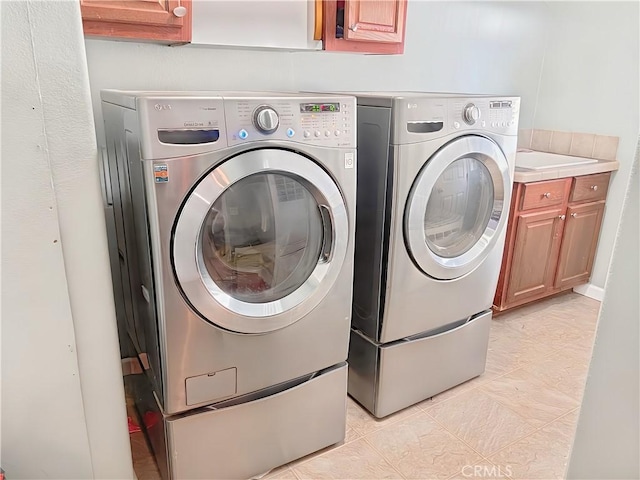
514, 150, 619, 183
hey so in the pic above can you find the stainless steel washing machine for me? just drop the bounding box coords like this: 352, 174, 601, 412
101, 91, 357, 479
346, 92, 519, 417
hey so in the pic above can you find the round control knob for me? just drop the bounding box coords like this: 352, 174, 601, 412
253, 105, 279, 134
463, 103, 481, 125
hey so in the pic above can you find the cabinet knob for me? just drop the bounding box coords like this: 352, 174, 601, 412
559, 214, 566, 220
349, 24, 358, 32
591, 185, 598, 191
571, 212, 578, 218
543, 192, 551, 198
173, 6, 187, 17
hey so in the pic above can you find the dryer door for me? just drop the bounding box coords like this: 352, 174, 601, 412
405, 135, 511, 280
173, 148, 349, 334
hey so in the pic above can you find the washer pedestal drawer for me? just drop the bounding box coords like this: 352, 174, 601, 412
147, 364, 347, 479
348, 311, 491, 418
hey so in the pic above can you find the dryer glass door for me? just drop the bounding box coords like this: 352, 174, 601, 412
173, 149, 349, 334
405, 135, 511, 280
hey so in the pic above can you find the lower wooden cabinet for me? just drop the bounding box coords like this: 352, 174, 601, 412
494, 172, 611, 312
555, 201, 605, 290
506, 208, 564, 306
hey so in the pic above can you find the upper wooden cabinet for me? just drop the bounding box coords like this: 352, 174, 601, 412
79, 0, 407, 54
80, 0, 192, 44
323, 0, 407, 53
494, 172, 612, 313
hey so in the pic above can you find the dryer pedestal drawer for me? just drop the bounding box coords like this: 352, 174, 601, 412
159, 364, 346, 479
348, 311, 491, 418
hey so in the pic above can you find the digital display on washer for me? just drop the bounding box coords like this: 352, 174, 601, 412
490, 101, 513, 109
300, 103, 340, 113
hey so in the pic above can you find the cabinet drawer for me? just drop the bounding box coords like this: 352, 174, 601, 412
520, 179, 568, 211
570, 173, 610, 203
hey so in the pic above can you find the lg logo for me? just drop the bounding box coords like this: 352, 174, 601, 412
407, 103, 418, 109
155, 104, 172, 111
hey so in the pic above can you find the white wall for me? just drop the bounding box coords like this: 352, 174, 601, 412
531, 1, 639, 291
85, 43, 296, 146
1, 1, 133, 478
567, 143, 639, 478
291, 1, 549, 129
85, 1, 549, 144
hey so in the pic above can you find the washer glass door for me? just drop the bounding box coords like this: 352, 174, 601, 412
199, 173, 323, 303
405, 135, 511, 280
173, 149, 349, 334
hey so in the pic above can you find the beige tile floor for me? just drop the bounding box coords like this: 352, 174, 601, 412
128, 292, 600, 480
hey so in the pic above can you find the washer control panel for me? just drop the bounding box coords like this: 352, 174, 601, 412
135, 94, 356, 159
224, 96, 356, 148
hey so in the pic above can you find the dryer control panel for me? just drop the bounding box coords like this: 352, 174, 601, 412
223, 96, 356, 148
385, 95, 520, 145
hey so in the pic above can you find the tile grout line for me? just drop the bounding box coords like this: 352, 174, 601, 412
360, 435, 409, 480
421, 408, 490, 470
479, 362, 582, 416
290, 405, 424, 474
288, 466, 301, 480
427, 387, 542, 460
482, 405, 582, 463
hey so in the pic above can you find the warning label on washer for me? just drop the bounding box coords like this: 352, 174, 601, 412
154, 165, 169, 183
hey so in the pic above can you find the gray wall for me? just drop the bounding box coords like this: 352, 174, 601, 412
568, 142, 639, 478
1, 1, 133, 478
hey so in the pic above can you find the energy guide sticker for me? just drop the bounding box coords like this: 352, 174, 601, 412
154, 165, 169, 183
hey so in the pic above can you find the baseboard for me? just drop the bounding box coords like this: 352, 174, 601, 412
573, 283, 605, 302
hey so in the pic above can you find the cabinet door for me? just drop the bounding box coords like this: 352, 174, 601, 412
80, 0, 191, 44
506, 209, 564, 305
555, 201, 605, 290
323, 0, 407, 54
344, 0, 406, 43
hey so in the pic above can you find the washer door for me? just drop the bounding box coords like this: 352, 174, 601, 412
173, 149, 349, 334
404, 135, 511, 280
